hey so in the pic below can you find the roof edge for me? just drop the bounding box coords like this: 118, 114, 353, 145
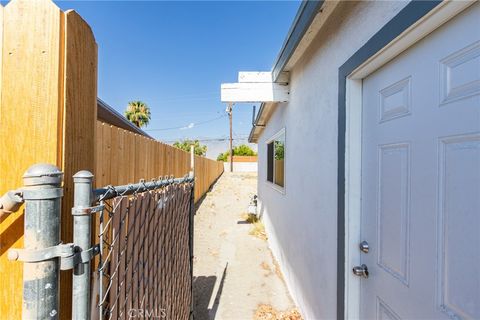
271, 0, 325, 81
97, 98, 153, 138
250, 1, 325, 142
248, 102, 266, 143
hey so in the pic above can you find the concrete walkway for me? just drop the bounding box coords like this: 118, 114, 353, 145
193, 172, 299, 320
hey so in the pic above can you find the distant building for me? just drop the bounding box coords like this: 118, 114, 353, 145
224, 155, 258, 173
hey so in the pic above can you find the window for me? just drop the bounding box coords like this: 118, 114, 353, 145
266, 129, 285, 189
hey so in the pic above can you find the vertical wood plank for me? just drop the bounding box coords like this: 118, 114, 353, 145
128, 132, 136, 184
134, 135, 142, 182
117, 129, 127, 185
109, 125, 119, 186
94, 121, 104, 186
0, 0, 63, 317
61, 10, 98, 318
102, 124, 112, 186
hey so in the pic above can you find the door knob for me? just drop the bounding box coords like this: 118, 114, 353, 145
359, 241, 369, 253
352, 264, 369, 278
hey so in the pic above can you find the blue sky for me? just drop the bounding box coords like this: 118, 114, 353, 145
56, 1, 300, 154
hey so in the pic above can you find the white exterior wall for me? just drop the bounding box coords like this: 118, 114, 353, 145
256, 2, 409, 318
223, 162, 258, 172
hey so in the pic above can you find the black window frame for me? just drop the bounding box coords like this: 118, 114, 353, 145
266, 128, 285, 190
267, 142, 274, 183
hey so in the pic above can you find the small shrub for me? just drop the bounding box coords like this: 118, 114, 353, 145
241, 213, 259, 224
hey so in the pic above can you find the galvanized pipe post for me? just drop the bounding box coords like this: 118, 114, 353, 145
72, 171, 94, 320
21, 164, 64, 319
189, 148, 195, 320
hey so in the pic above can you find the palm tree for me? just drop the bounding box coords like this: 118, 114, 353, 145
125, 101, 151, 128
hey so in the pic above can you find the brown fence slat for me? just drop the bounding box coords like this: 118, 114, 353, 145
125, 197, 136, 315
146, 191, 155, 312
133, 193, 143, 312
117, 197, 128, 319
96, 180, 194, 319
108, 197, 122, 320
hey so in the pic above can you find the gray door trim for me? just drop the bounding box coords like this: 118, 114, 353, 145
336, 1, 442, 318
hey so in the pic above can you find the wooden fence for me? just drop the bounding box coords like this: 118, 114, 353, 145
95, 121, 223, 201
227, 155, 258, 162
0, 0, 223, 318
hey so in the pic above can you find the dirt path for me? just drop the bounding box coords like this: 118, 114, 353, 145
193, 172, 298, 320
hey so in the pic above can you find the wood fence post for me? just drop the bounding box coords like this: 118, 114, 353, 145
0, 0, 63, 317
0, 1, 97, 318
62, 10, 97, 319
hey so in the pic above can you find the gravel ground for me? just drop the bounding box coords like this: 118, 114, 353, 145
193, 172, 298, 320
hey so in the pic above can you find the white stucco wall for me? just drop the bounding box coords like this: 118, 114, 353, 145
256, 2, 409, 318
223, 162, 258, 172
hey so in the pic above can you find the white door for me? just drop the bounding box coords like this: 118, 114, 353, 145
359, 4, 480, 319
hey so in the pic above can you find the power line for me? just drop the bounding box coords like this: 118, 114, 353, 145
150, 92, 219, 103
145, 114, 227, 132
162, 135, 250, 143
148, 108, 251, 121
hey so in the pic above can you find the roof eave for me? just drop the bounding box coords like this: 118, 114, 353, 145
248, 102, 266, 143
271, 1, 325, 81
97, 98, 153, 138
249, 0, 325, 142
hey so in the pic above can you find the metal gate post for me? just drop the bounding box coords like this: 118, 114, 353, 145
189, 178, 195, 320
72, 171, 94, 320
21, 164, 64, 319
189, 146, 195, 320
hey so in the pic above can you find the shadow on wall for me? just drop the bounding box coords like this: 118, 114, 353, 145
257, 200, 266, 221
193, 263, 228, 320
0, 212, 24, 257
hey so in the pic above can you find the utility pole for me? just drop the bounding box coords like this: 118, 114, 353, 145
226, 103, 233, 172
190, 144, 195, 177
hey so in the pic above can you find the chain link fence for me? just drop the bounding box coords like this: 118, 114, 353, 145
5, 164, 195, 320
94, 178, 194, 319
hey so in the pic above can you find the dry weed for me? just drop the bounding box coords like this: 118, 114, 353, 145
249, 221, 267, 240
260, 261, 272, 276
253, 304, 303, 320
219, 230, 228, 238
272, 256, 285, 282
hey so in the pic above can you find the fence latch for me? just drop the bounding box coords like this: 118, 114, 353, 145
72, 204, 104, 216
8, 243, 100, 270
0, 189, 24, 218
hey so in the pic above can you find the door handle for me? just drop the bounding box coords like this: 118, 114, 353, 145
359, 241, 369, 253
352, 264, 369, 278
